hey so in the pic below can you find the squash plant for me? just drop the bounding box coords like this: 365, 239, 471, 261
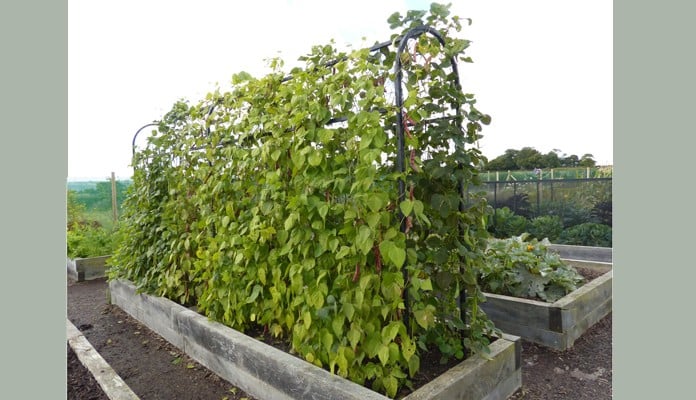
479, 234, 585, 303
110, 3, 499, 397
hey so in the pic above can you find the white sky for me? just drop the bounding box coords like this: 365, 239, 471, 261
68, 0, 612, 181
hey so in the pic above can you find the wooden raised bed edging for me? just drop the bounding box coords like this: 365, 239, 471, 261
548, 244, 613, 264
480, 257, 612, 351
67, 255, 111, 282
108, 279, 521, 400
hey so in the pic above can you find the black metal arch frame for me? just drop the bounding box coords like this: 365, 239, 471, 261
132, 122, 160, 157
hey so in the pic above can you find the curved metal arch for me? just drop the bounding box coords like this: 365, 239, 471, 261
131, 122, 160, 157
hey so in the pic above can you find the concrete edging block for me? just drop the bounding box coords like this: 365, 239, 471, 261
109, 279, 188, 349
67, 255, 111, 281
109, 279, 521, 400
480, 259, 612, 351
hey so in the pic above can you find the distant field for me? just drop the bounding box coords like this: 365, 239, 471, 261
67, 181, 98, 191
67, 180, 133, 191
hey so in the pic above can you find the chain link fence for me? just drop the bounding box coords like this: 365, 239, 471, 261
479, 178, 611, 220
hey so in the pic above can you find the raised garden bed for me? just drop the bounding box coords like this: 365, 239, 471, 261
67, 255, 110, 282
108, 278, 521, 400
480, 255, 612, 351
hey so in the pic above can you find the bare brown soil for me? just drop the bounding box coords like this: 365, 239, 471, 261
67, 276, 611, 399
67, 344, 109, 400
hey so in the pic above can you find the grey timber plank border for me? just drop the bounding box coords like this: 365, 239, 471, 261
109, 279, 521, 400
66, 319, 140, 400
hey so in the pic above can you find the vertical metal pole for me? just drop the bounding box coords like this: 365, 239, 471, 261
393, 25, 467, 344
393, 25, 449, 331
536, 179, 541, 216
494, 181, 499, 234
394, 32, 409, 330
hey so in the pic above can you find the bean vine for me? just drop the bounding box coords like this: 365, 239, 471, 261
110, 3, 500, 397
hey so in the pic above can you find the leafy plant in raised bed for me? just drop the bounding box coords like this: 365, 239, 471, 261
110, 3, 500, 397
478, 234, 585, 303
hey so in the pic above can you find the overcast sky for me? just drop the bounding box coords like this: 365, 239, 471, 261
68, 0, 612, 181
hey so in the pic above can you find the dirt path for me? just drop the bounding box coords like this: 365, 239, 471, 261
67, 278, 611, 399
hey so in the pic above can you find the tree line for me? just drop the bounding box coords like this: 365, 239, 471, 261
483, 147, 597, 171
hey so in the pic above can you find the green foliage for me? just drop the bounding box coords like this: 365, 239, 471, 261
67, 189, 117, 258
68, 180, 131, 212
558, 223, 612, 247
541, 151, 561, 168
591, 200, 612, 227
578, 154, 597, 167
67, 224, 117, 258
67, 180, 132, 231
67, 190, 85, 230
494, 192, 532, 218
487, 204, 611, 248
484, 148, 597, 171
110, 3, 500, 397
536, 201, 591, 228
527, 215, 563, 242
514, 147, 543, 170
478, 234, 585, 303
487, 207, 527, 238
537, 179, 611, 228
482, 178, 611, 247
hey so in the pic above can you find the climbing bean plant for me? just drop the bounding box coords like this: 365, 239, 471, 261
111, 3, 499, 397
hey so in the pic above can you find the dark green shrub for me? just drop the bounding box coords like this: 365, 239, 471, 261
538, 201, 593, 227
527, 215, 563, 242
558, 223, 612, 247
488, 207, 528, 238
591, 200, 612, 227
